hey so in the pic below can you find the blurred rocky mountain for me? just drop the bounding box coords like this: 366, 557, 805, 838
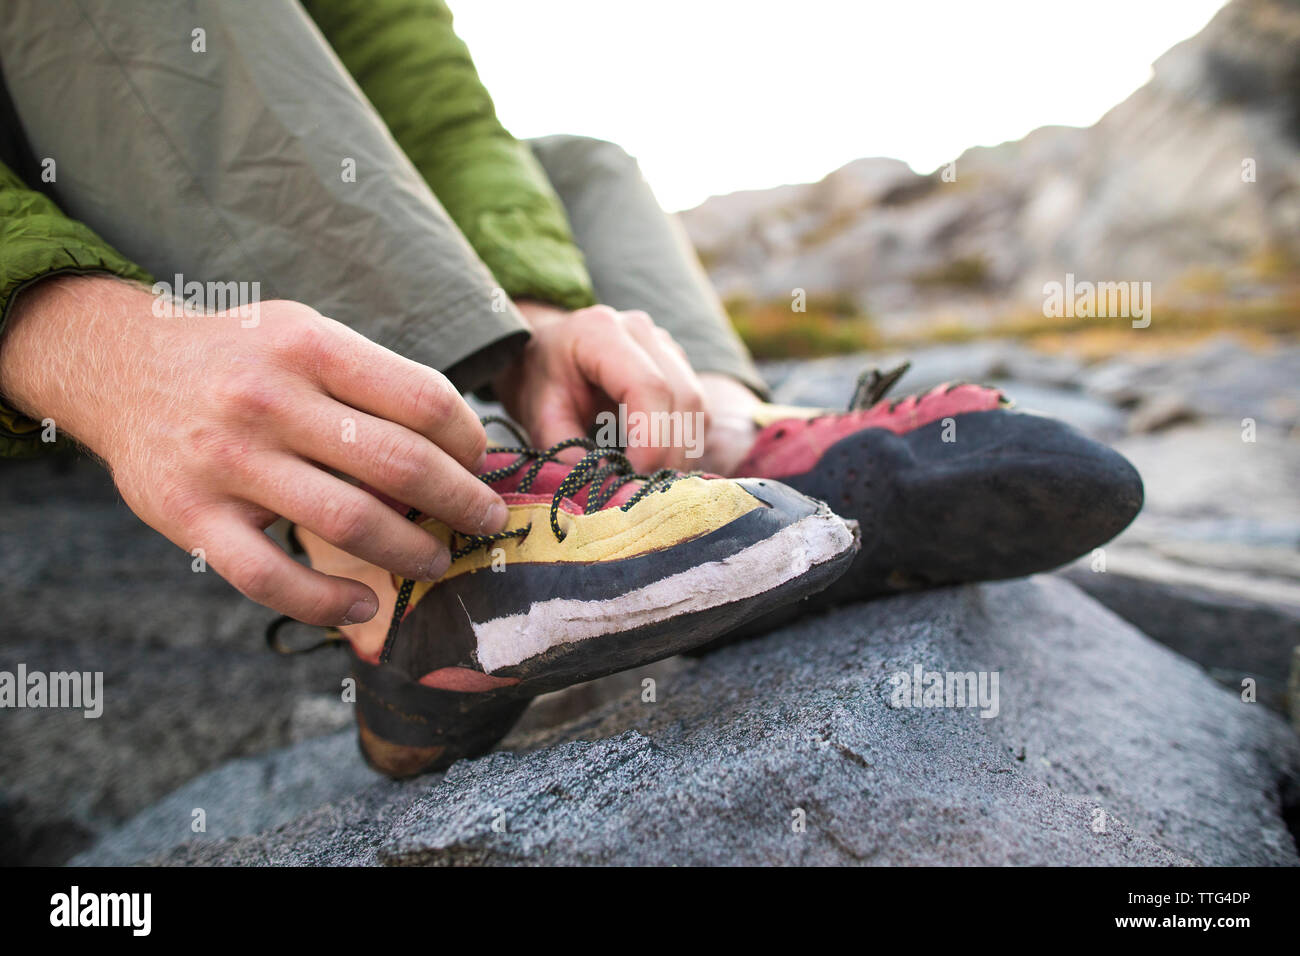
679, 0, 1300, 336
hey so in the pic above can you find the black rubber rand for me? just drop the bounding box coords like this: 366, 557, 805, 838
779, 407, 1144, 605
689, 408, 1144, 655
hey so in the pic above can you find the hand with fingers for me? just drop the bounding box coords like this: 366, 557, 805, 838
494, 301, 709, 473
0, 275, 507, 627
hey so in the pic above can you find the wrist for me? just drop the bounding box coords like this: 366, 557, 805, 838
0, 274, 155, 455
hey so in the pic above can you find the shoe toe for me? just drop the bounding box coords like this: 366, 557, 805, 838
1010, 413, 1145, 548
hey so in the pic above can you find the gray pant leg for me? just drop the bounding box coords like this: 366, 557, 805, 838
0, 0, 526, 391
528, 135, 766, 399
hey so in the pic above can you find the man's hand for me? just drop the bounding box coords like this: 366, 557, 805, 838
0, 275, 507, 626
494, 301, 708, 472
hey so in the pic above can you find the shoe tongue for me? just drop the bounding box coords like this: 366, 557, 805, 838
483, 449, 643, 510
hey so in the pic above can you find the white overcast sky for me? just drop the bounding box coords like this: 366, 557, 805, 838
453, 0, 1228, 211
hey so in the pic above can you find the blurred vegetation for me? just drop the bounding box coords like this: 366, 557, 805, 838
911, 254, 992, 290
726, 294, 882, 359
728, 285, 1300, 360
1247, 245, 1296, 281
912, 295, 1300, 343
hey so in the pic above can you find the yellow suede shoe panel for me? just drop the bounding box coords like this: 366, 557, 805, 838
406, 476, 764, 602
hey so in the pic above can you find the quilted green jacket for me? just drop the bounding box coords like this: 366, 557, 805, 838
0, 0, 594, 457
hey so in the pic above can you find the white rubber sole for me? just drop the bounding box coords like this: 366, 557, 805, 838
472, 507, 857, 673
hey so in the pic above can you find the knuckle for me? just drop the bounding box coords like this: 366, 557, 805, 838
190, 423, 257, 474
210, 367, 259, 407
410, 370, 455, 424
623, 310, 654, 330
223, 552, 276, 602
316, 492, 373, 548
371, 432, 424, 495
262, 298, 318, 319
579, 305, 620, 329
157, 481, 207, 528
231, 380, 284, 418
208, 363, 289, 420
274, 312, 334, 360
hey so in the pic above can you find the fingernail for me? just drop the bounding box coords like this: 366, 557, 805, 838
474, 450, 488, 474
425, 549, 452, 581
482, 500, 509, 533
342, 596, 378, 626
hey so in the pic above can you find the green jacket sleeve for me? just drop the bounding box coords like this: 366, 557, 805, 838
0, 160, 152, 457
304, 0, 596, 311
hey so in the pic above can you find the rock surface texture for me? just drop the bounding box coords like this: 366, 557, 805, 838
77, 579, 1299, 867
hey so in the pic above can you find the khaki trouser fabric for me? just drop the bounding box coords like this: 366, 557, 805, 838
0, 0, 762, 396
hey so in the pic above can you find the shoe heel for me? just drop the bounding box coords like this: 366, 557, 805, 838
352, 657, 529, 779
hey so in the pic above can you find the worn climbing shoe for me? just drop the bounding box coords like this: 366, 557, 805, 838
716, 363, 1143, 635
346, 417, 858, 777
